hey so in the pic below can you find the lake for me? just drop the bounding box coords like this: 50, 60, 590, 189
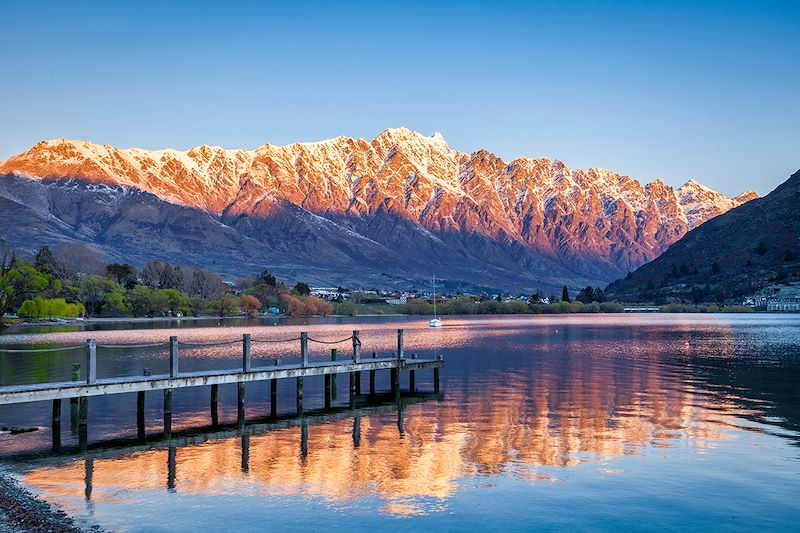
1, 314, 799, 531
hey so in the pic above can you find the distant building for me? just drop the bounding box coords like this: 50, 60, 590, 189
385, 296, 407, 305
766, 298, 800, 311
310, 287, 340, 300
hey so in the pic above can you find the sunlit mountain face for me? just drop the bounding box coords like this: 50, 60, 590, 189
0, 130, 755, 291
2, 315, 797, 528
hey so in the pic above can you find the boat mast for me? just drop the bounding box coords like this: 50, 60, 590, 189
433, 275, 437, 318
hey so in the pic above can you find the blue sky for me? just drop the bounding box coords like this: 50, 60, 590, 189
1, 1, 798, 196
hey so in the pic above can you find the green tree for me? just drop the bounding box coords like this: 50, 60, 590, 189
186, 296, 204, 317
34, 246, 58, 276
102, 289, 128, 316
18, 297, 83, 319
78, 275, 119, 318
125, 286, 153, 317
576, 286, 595, 304
294, 282, 311, 295
257, 270, 277, 287
106, 263, 137, 288
146, 290, 170, 317
1, 263, 51, 319
561, 286, 570, 303
159, 289, 189, 316
208, 294, 239, 317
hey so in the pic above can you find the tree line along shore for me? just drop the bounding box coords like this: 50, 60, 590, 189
1, 244, 757, 327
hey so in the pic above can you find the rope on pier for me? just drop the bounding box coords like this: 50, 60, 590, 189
250, 337, 301, 344
177, 339, 243, 348
97, 342, 170, 349
0, 345, 86, 353
307, 335, 354, 345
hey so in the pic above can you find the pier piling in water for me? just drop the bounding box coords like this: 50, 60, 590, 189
349, 372, 357, 408
410, 353, 417, 392
137, 391, 145, 440
270, 379, 277, 418
164, 389, 173, 438
324, 374, 332, 408
331, 348, 338, 399
210, 384, 219, 426
370, 353, 377, 397
51, 399, 61, 450
78, 396, 88, 449
238, 382, 246, 425
296, 377, 304, 416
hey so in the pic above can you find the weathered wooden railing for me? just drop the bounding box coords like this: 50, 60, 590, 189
0, 329, 443, 449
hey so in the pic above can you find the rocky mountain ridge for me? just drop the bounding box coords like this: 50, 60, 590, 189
0, 129, 756, 291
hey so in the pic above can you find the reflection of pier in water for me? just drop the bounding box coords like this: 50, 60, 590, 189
10, 394, 440, 503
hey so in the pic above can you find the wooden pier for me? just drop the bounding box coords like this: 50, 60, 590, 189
0, 329, 443, 449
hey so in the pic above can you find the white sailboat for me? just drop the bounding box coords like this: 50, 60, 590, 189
429, 275, 443, 328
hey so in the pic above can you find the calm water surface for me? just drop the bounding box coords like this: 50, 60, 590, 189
1, 314, 799, 531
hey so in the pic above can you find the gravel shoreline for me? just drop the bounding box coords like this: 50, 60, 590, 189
0, 472, 94, 533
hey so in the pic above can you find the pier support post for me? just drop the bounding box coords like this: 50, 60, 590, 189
434, 367, 440, 393
391, 368, 400, 401
331, 349, 338, 399
242, 334, 251, 372
86, 339, 96, 385
238, 382, 246, 425
370, 353, 377, 397
70, 364, 80, 413
270, 379, 277, 418
296, 377, 304, 416
300, 332, 308, 367
352, 330, 361, 363
355, 371, 361, 394
324, 374, 332, 408
51, 399, 61, 450
164, 388, 173, 438
409, 353, 417, 392
397, 329, 404, 360
78, 396, 88, 449
137, 391, 146, 441
169, 336, 178, 378
349, 371, 357, 408
210, 384, 219, 426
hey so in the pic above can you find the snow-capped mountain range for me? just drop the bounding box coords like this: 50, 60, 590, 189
0, 128, 756, 291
